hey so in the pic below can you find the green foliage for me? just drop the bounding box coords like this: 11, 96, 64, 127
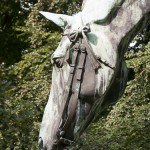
0, 0, 33, 65
26, 0, 81, 48
0, 47, 50, 149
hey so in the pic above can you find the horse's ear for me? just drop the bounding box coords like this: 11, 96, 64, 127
39, 11, 72, 29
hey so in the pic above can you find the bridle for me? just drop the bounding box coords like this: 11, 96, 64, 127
50, 24, 98, 149
63, 24, 100, 70
51, 24, 114, 150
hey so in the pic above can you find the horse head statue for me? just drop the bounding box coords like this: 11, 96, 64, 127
39, 0, 150, 149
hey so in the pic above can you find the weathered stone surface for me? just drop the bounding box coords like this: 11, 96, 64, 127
39, 0, 150, 149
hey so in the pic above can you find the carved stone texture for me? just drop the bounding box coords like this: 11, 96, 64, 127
39, 0, 150, 149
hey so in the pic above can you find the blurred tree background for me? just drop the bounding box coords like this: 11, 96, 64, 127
0, 0, 149, 149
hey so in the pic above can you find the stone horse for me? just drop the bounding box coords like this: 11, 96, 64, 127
39, 0, 150, 149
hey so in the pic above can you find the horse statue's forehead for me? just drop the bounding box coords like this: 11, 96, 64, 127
69, 13, 84, 30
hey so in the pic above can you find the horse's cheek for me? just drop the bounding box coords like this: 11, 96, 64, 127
80, 57, 97, 98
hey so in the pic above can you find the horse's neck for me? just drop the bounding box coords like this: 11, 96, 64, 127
81, 0, 149, 25
81, 0, 124, 25
81, 0, 150, 44
81, 0, 150, 67
109, 0, 150, 43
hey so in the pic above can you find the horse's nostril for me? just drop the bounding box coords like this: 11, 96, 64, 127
38, 137, 43, 149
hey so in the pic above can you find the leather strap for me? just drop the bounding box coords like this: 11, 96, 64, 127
53, 26, 100, 148
55, 37, 88, 147
64, 38, 87, 131
60, 42, 81, 131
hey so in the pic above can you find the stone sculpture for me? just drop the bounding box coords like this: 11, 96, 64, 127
39, 0, 150, 149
